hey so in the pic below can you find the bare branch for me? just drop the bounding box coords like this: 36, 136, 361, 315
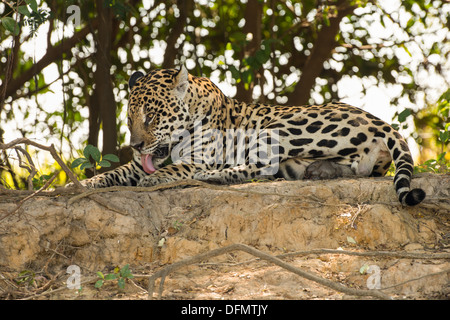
147, 243, 392, 300
0, 138, 83, 189
14, 146, 37, 190
0, 20, 98, 102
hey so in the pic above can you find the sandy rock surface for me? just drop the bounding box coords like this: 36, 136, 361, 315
0, 173, 448, 299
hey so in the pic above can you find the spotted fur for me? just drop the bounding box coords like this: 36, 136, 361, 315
78, 66, 426, 206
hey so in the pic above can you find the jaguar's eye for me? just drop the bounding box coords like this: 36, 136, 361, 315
145, 113, 156, 126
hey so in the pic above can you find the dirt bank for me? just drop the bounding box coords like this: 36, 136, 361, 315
0, 173, 448, 299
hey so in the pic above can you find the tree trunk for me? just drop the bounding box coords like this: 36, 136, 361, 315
92, 0, 118, 158
234, 0, 263, 103
87, 89, 100, 149
287, 0, 355, 106
162, 0, 193, 69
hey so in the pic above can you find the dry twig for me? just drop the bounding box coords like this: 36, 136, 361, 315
277, 248, 450, 260
14, 146, 37, 190
199, 248, 450, 268
147, 243, 392, 300
0, 138, 83, 189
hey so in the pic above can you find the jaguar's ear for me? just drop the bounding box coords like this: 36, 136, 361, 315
129, 71, 144, 90
173, 65, 189, 99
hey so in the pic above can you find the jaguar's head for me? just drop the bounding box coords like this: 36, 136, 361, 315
127, 66, 190, 174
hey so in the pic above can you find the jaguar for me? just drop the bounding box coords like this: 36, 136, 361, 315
75, 66, 426, 206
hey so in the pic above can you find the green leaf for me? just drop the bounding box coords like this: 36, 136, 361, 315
405, 18, 415, 29
228, 65, 240, 81
71, 157, 87, 169
445, 123, 450, 132
102, 154, 120, 163
105, 273, 118, 280
18, 5, 32, 17
94, 280, 104, 288
98, 160, 111, 168
437, 152, 446, 162
83, 145, 101, 163
118, 278, 125, 289
96, 271, 105, 279
120, 264, 133, 278
2, 17, 19, 36
439, 130, 449, 143
229, 31, 246, 43
80, 162, 94, 170
255, 50, 269, 65
438, 88, 450, 102
359, 263, 369, 274
397, 108, 411, 123
26, 0, 38, 13
83, 145, 91, 159
120, 264, 129, 275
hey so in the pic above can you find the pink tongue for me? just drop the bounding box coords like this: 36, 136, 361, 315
141, 154, 156, 174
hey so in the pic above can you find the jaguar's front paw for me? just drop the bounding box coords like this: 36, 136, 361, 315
193, 171, 224, 184
137, 175, 161, 187
65, 180, 90, 189
65, 176, 104, 189
193, 171, 210, 180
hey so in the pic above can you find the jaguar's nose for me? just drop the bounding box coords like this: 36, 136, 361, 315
131, 141, 144, 152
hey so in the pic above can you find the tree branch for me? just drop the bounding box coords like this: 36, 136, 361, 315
147, 243, 392, 300
235, 0, 263, 103
0, 138, 83, 189
93, 0, 118, 156
0, 19, 98, 101
162, 0, 193, 69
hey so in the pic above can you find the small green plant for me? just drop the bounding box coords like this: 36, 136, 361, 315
414, 89, 450, 174
95, 264, 134, 290
71, 145, 119, 175
414, 114, 449, 174
15, 270, 36, 286
32, 173, 54, 189
172, 220, 183, 231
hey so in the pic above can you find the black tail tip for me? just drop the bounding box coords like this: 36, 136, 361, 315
404, 188, 426, 206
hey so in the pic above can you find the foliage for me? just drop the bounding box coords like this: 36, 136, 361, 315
95, 264, 134, 290
414, 153, 449, 174
32, 172, 53, 189
71, 144, 119, 176
1, 0, 51, 37
14, 269, 36, 286
413, 89, 450, 173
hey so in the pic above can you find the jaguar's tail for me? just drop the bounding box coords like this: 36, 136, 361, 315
384, 131, 426, 206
